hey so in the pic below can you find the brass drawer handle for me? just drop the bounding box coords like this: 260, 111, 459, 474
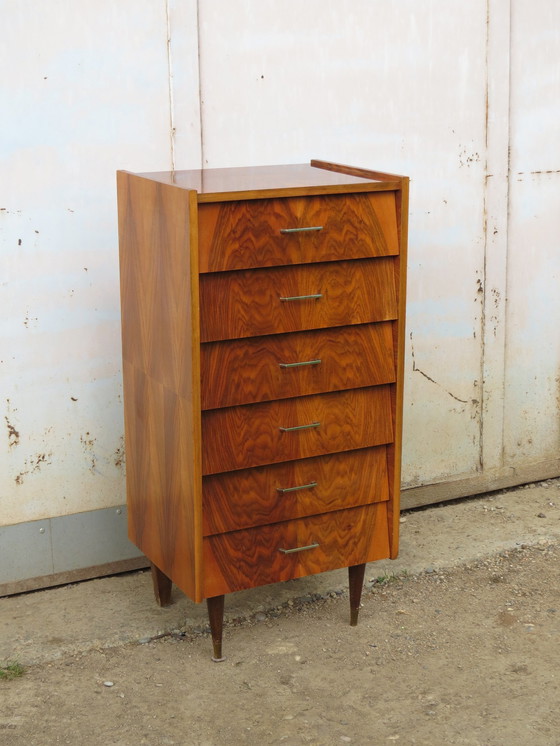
279, 359, 321, 369
280, 226, 323, 234
279, 293, 323, 302
279, 422, 320, 433
279, 543, 320, 554
276, 481, 318, 494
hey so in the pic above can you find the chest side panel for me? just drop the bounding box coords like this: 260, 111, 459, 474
117, 172, 203, 601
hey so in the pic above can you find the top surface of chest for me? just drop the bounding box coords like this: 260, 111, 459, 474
135, 162, 399, 202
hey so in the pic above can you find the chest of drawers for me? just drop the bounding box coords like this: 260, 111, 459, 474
117, 160, 408, 659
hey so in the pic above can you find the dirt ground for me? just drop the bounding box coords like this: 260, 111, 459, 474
2, 537, 560, 746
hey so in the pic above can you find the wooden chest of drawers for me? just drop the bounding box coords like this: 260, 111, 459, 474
117, 160, 408, 659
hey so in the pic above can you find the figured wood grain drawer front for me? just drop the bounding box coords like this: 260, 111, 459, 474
201, 322, 395, 409
198, 192, 399, 273
202, 446, 390, 535
201, 385, 393, 475
203, 502, 391, 597
199, 258, 397, 342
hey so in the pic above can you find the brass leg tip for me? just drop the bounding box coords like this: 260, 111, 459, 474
350, 608, 359, 626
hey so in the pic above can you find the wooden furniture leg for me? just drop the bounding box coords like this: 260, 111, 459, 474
348, 563, 366, 626
207, 595, 226, 662
151, 563, 173, 607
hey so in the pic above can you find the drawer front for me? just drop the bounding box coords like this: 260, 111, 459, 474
201, 322, 396, 409
199, 258, 397, 342
201, 385, 393, 474
203, 502, 391, 597
203, 446, 390, 535
198, 192, 399, 273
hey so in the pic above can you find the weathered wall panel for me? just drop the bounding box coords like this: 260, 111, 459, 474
0, 0, 201, 526
198, 0, 489, 487
504, 2, 560, 468
505, 172, 560, 463
1, 0, 559, 586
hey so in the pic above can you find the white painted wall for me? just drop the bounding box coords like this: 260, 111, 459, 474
504, 1, 560, 468
1, 0, 200, 526
1, 2, 559, 547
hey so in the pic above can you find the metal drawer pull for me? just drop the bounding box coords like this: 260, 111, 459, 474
279, 359, 321, 369
279, 293, 323, 302
279, 421, 320, 433
277, 481, 318, 494
280, 226, 323, 234
279, 543, 320, 554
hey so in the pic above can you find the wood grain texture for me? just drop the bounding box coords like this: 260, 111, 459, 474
151, 563, 172, 607
202, 446, 390, 535
136, 162, 399, 203
306, 162, 409, 562
200, 257, 397, 342
201, 322, 396, 409
118, 162, 408, 613
202, 502, 391, 597
206, 595, 225, 661
198, 192, 398, 272
310, 159, 408, 183
387, 177, 410, 558
201, 386, 393, 475
117, 172, 203, 601
348, 563, 366, 625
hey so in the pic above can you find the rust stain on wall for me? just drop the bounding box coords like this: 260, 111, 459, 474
517, 169, 560, 175
13, 452, 53, 485
5, 417, 20, 447
459, 147, 481, 168
114, 435, 125, 470
5, 399, 20, 447
80, 431, 97, 472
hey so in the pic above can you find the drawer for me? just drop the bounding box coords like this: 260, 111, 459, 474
203, 446, 390, 535
201, 385, 393, 474
197, 192, 399, 272
201, 322, 396, 409
203, 502, 391, 597
199, 257, 397, 342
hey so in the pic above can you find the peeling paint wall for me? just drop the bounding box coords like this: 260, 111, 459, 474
1, 2, 559, 544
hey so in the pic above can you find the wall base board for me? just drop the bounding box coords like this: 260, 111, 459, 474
0, 505, 145, 596
402, 458, 560, 510
0, 556, 149, 598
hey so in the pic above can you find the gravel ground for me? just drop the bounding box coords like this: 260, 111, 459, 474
1, 482, 560, 745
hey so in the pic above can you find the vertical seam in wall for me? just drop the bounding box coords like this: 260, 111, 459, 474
501, 0, 512, 469
480, 0, 491, 473
196, 0, 205, 167
481, 0, 512, 474
165, 0, 176, 171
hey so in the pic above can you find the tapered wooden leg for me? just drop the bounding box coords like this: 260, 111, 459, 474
348, 563, 366, 626
207, 595, 226, 662
151, 563, 173, 607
